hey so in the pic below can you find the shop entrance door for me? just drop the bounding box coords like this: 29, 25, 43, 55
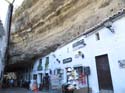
39, 73, 42, 82
95, 54, 113, 90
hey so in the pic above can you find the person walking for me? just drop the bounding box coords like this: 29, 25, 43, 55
30, 80, 38, 93
44, 73, 50, 90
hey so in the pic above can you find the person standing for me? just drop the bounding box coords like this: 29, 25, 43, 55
32, 80, 38, 93
43, 73, 50, 90
9, 78, 14, 88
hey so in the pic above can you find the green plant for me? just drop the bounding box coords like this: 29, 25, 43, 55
45, 57, 49, 70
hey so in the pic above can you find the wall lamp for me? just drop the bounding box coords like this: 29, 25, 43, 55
104, 21, 115, 33
78, 51, 84, 59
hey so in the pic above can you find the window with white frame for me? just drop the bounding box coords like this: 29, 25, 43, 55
95, 32, 100, 40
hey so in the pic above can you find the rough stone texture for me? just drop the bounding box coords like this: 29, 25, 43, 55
10, 0, 125, 64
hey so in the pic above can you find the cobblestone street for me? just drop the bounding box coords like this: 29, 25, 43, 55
0, 88, 48, 93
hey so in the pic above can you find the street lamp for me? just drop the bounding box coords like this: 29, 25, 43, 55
5, 0, 15, 4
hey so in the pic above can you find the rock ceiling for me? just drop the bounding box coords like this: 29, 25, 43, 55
9, 0, 125, 64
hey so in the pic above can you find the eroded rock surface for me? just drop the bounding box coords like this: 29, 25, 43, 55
10, 0, 125, 64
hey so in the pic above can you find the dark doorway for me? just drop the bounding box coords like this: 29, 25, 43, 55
33, 74, 37, 80
39, 73, 42, 82
95, 54, 113, 90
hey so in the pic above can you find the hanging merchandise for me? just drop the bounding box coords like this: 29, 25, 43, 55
67, 67, 72, 72
74, 66, 87, 88
66, 67, 72, 83
71, 70, 79, 80
64, 66, 91, 93
78, 72, 86, 85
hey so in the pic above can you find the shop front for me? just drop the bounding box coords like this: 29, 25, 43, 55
62, 65, 92, 93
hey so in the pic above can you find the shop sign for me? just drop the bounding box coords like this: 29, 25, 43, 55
118, 60, 125, 68
63, 57, 72, 64
50, 75, 61, 89
72, 39, 86, 50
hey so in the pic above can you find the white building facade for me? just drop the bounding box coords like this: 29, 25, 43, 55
31, 10, 125, 93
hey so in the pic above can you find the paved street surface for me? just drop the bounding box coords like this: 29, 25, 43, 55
0, 88, 48, 93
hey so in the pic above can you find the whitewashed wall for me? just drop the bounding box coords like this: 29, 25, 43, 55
0, 42, 2, 78
0, 21, 8, 82
32, 54, 53, 86
0, 34, 5, 81
32, 16, 125, 93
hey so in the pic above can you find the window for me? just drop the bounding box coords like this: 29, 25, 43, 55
37, 59, 43, 71
95, 33, 100, 40
33, 74, 37, 80
45, 57, 49, 70
0, 50, 1, 58
39, 73, 42, 82
39, 58, 42, 63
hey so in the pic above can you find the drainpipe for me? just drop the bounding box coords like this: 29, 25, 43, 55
2, 0, 15, 84
4, 0, 15, 65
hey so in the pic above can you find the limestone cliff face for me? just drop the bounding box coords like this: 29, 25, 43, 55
10, 0, 125, 64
